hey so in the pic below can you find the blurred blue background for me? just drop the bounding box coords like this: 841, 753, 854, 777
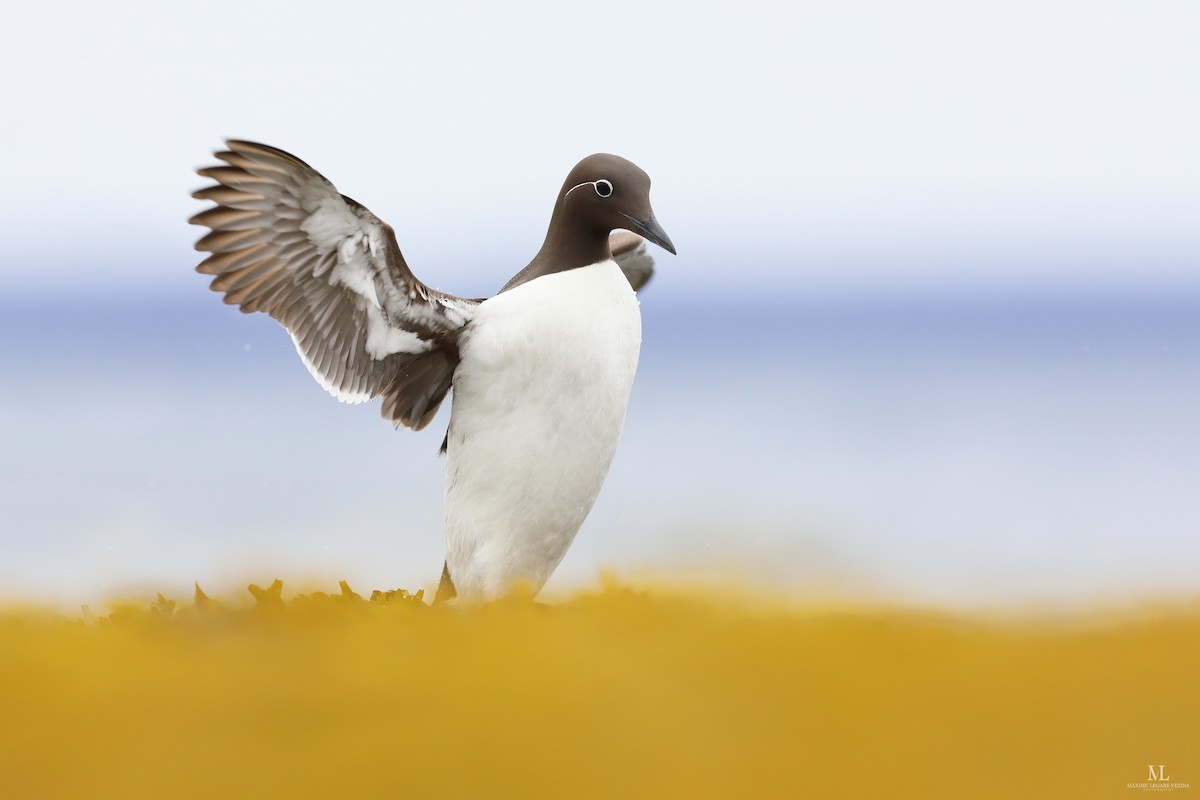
2, 0, 1197, 606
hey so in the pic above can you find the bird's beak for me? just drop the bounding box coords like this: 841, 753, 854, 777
620, 211, 676, 255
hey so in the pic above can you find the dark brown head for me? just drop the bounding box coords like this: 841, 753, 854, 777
503, 153, 674, 292
554, 153, 675, 255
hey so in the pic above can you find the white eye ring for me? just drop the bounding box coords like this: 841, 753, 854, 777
594, 179, 613, 198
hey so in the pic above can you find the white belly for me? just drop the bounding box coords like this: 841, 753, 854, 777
443, 260, 642, 600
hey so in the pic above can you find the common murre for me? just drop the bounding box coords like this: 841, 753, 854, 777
190, 141, 674, 602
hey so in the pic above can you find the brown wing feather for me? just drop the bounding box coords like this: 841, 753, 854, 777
190, 140, 480, 430
610, 231, 655, 292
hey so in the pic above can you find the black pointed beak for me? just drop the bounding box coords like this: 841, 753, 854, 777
619, 212, 676, 255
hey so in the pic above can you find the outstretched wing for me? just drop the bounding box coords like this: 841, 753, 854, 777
610, 230, 655, 292
190, 140, 479, 431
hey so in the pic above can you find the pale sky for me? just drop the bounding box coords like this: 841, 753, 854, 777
3, 0, 1198, 300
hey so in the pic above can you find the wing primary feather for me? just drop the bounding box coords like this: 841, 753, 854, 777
195, 166, 275, 188
195, 227, 271, 253
197, 242, 273, 274
189, 206, 264, 230
191, 185, 268, 205
214, 151, 291, 175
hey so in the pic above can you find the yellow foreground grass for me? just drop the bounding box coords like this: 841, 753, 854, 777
1, 580, 1196, 799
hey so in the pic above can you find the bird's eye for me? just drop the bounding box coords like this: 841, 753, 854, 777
594, 179, 613, 198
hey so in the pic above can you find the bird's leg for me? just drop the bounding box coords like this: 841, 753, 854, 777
433, 562, 457, 605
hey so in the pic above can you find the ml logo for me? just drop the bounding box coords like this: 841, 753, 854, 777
1149, 765, 1172, 782
1131, 764, 1189, 792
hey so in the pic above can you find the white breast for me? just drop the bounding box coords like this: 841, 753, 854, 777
443, 260, 642, 599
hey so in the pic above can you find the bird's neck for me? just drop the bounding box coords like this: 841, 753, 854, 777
500, 208, 612, 293
536, 216, 613, 271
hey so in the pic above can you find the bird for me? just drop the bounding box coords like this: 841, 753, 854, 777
190, 140, 674, 602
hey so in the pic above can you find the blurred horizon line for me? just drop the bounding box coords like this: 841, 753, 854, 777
9, 273, 1200, 312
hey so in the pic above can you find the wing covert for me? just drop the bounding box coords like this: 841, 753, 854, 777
610, 230, 655, 292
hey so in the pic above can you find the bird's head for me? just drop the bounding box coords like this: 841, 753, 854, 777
556, 153, 676, 256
